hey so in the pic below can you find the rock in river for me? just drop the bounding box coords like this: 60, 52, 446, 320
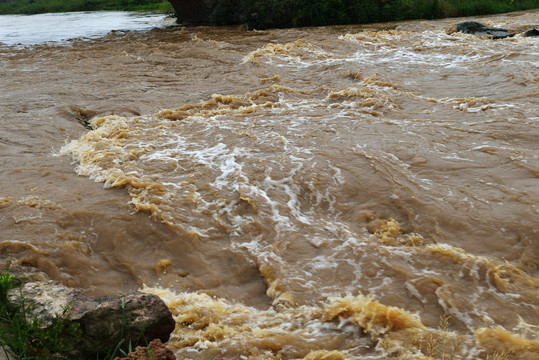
523, 28, 539, 37
6, 281, 175, 359
456, 21, 515, 39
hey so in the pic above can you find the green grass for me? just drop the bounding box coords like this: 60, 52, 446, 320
0, 0, 174, 15
0, 270, 145, 360
0, 271, 79, 359
0, 271, 81, 359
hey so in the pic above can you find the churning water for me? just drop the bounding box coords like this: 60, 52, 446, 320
1, 9, 538, 360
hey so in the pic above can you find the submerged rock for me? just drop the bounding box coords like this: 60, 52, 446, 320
7, 281, 175, 359
456, 21, 515, 39
114, 339, 176, 360
523, 28, 539, 37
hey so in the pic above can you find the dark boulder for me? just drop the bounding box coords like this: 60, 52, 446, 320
523, 28, 539, 37
456, 21, 515, 39
6, 281, 175, 359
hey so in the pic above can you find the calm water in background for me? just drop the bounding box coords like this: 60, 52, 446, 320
0, 11, 174, 45
0, 9, 538, 360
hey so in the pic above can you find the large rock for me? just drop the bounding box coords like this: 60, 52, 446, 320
7, 281, 175, 359
167, 0, 218, 25
456, 21, 515, 39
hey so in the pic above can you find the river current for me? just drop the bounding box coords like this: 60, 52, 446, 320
1, 9, 538, 360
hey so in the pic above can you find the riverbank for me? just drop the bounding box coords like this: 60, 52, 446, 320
1, 0, 538, 27
0, 0, 173, 15
170, 0, 539, 28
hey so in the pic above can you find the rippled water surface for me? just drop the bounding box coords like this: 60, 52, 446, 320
1, 9, 538, 360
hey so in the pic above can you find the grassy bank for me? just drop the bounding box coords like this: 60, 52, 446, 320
0, 0, 173, 15
208, 0, 539, 28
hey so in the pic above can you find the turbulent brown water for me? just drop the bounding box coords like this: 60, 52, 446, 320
1, 10, 538, 359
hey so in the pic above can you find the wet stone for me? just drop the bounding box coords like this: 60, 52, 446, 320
456, 21, 515, 39
523, 28, 539, 37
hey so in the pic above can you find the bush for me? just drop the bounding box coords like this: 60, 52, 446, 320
207, 0, 538, 29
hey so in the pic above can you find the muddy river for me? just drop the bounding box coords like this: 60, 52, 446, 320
1, 9, 538, 359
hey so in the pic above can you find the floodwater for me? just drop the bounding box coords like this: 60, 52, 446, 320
0, 11, 174, 45
1, 9, 538, 360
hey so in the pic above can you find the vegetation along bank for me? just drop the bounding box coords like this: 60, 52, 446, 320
1, 0, 538, 29
169, 0, 539, 28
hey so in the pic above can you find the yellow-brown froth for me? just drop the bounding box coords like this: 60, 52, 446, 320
1, 10, 538, 359
146, 287, 538, 359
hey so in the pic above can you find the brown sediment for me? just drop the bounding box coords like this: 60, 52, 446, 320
1, 9, 538, 359
475, 327, 539, 359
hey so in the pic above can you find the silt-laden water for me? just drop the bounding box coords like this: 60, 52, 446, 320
1, 10, 538, 360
